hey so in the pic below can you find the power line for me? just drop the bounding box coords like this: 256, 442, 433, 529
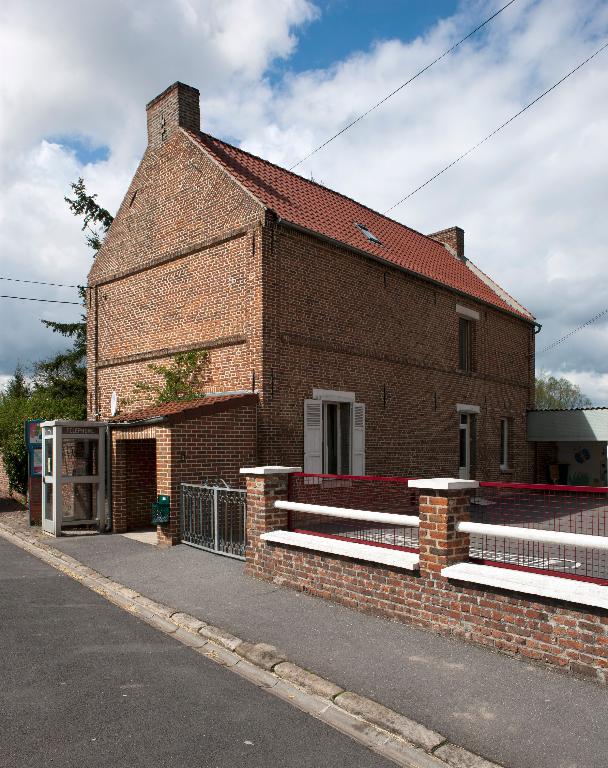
288, 0, 518, 171
0, 276, 81, 289
384, 39, 608, 213
537, 308, 608, 355
0, 295, 81, 306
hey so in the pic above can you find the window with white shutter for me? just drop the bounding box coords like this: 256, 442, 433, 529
304, 395, 365, 476
303, 399, 322, 474
352, 403, 365, 475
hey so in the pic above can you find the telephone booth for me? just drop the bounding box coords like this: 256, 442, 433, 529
41, 421, 106, 536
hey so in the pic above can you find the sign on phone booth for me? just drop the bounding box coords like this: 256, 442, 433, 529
41, 421, 106, 536
24, 419, 44, 525
25, 419, 43, 476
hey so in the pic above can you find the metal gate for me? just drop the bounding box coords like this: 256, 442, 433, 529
180, 483, 246, 560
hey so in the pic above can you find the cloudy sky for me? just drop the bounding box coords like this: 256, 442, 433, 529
1, 0, 607, 403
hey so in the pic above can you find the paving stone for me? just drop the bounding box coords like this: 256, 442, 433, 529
434, 743, 503, 768
131, 595, 175, 618
335, 691, 445, 752
233, 659, 279, 688
143, 613, 178, 634
198, 623, 242, 651
236, 642, 287, 670
172, 627, 209, 649
271, 680, 333, 717
171, 612, 207, 633
195, 643, 240, 667
274, 661, 343, 699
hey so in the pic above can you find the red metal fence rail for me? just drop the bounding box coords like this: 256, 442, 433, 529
470, 482, 608, 584
287, 473, 419, 552
287, 474, 608, 582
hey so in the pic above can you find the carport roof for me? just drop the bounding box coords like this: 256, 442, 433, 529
527, 407, 608, 442
111, 392, 257, 424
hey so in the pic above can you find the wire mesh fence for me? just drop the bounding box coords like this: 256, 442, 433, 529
287, 473, 419, 551
470, 483, 608, 583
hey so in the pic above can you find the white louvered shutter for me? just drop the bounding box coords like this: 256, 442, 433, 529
303, 399, 323, 474
352, 403, 366, 475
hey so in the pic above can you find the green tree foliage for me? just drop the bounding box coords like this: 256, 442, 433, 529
33, 178, 113, 405
64, 177, 114, 252
0, 179, 113, 495
535, 372, 593, 410
0, 371, 85, 494
132, 351, 209, 407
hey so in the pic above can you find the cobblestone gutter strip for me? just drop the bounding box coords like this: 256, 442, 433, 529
0, 523, 502, 768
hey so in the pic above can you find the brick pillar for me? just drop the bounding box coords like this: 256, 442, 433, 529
156, 426, 179, 547
241, 466, 301, 578
410, 478, 478, 577
111, 438, 128, 533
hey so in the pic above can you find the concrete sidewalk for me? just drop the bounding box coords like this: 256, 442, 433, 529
7, 517, 607, 768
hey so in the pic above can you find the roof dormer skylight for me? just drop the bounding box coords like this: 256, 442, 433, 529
355, 222, 382, 245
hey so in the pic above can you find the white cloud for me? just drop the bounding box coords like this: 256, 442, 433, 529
0, 0, 606, 405
0, 0, 317, 379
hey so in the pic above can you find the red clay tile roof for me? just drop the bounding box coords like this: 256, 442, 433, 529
112, 393, 256, 423
187, 130, 533, 320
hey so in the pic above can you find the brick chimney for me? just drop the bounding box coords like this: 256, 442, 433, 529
146, 82, 200, 149
428, 226, 465, 261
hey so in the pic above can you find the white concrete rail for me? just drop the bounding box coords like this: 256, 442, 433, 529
442, 562, 608, 609
261, 531, 420, 570
457, 521, 608, 551
274, 500, 419, 528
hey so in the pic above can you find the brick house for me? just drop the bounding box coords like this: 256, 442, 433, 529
87, 82, 537, 537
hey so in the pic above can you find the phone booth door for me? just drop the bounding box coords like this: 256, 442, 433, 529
41, 426, 59, 536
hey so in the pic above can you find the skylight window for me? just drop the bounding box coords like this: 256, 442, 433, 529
355, 222, 382, 245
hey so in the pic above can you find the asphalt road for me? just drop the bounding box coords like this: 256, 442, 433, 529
48, 532, 608, 768
0, 538, 393, 768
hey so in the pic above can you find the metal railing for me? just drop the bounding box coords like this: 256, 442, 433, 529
469, 482, 608, 584
285, 473, 419, 551
180, 483, 247, 560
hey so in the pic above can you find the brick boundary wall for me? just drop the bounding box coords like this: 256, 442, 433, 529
243, 470, 608, 683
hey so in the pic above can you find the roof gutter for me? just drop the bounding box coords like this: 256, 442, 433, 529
275, 217, 536, 326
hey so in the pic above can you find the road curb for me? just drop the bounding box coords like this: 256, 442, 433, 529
0, 522, 504, 768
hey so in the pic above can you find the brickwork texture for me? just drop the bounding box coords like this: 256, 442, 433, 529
88, 81, 537, 484
245, 473, 608, 683
110, 398, 257, 544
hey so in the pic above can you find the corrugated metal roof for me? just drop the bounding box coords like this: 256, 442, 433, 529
528, 407, 608, 413
528, 408, 608, 442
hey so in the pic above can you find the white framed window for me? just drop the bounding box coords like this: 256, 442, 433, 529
500, 418, 509, 470
323, 401, 351, 474
304, 395, 365, 475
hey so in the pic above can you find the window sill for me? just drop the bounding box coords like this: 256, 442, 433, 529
261, 530, 420, 571
441, 562, 608, 609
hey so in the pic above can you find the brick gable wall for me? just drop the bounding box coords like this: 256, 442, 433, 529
260, 223, 535, 480
87, 129, 265, 422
